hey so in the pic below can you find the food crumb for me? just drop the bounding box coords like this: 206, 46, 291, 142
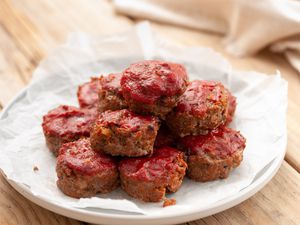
163, 198, 176, 207
33, 166, 39, 172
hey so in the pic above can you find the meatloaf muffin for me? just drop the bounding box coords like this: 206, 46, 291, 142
166, 80, 229, 137
178, 126, 246, 182
42, 105, 96, 156
90, 109, 159, 157
77, 77, 101, 109
119, 146, 187, 202
154, 124, 176, 148
98, 73, 127, 112
225, 90, 237, 125
121, 60, 189, 119
56, 138, 118, 198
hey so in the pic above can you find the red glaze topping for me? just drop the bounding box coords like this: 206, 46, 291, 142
95, 109, 158, 132
121, 60, 188, 104
57, 138, 116, 175
42, 105, 96, 138
77, 77, 102, 109
100, 73, 122, 94
119, 147, 183, 181
179, 126, 246, 159
154, 125, 176, 148
226, 91, 237, 125
175, 80, 227, 116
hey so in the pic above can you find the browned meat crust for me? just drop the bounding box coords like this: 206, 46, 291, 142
90, 109, 159, 157
56, 138, 119, 198
98, 73, 127, 112
42, 105, 97, 156
166, 80, 229, 137
119, 147, 187, 202
178, 126, 246, 182
121, 60, 189, 119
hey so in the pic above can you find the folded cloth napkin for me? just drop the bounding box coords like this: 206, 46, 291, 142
114, 0, 300, 73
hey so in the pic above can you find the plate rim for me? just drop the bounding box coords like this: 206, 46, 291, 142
1, 86, 286, 225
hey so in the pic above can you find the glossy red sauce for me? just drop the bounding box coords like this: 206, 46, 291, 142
77, 77, 101, 109
179, 126, 246, 158
58, 138, 116, 175
226, 91, 237, 124
121, 60, 188, 104
96, 109, 157, 132
100, 73, 122, 94
176, 80, 226, 116
119, 147, 182, 181
42, 105, 96, 138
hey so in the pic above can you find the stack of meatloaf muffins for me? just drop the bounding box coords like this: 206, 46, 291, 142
42, 60, 246, 204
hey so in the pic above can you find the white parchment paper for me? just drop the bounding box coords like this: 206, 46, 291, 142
0, 22, 287, 215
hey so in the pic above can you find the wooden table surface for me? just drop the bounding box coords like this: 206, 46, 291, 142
0, 1, 300, 224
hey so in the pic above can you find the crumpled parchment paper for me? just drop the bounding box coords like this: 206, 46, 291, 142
0, 22, 287, 215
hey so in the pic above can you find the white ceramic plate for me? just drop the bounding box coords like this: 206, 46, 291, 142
1, 87, 285, 225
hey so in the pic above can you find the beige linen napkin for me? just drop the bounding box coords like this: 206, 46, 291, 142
114, 0, 300, 73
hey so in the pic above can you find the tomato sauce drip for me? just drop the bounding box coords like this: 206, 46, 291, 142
100, 73, 123, 95
119, 147, 182, 181
180, 126, 245, 158
42, 105, 96, 137
58, 138, 116, 175
176, 80, 225, 116
77, 77, 101, 108
121, 60, 187, 104
96, 109, 156, 132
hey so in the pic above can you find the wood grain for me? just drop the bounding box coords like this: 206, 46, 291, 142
0, 172, 83, 225
0, 0, 299, 225
86, 163, 300, 225
0, 0, 133, 91
0, 25, 27, 105
197, 161, 300, 225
